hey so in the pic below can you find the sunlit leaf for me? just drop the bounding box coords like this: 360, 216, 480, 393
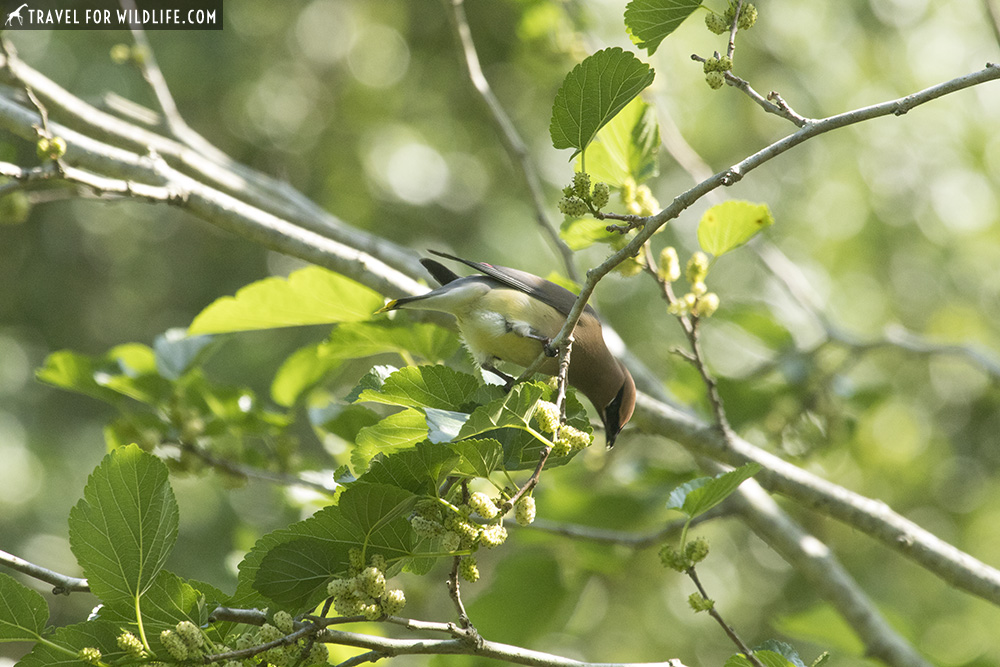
550, 47, 655, 158
697, 201, 774, 256
666, 462, 761, 518
189, 266, 383, 334
625, 0, 704, 55
574, 96, 660, 187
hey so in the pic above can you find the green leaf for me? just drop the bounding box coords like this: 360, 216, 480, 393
774, 604, 864, 655
317, 404, 381, 441
756, 640, 808, 667
68, 445, 179, 609
327, 320, 460, 364
345, 364, 397, 403
574, 96, 660, 187
356, 365, 481, 411
95, 570, 204, 640
448, 438, 505, 478
153, 328, 217, 380
275, 321, 460, 407
724, 650, 799, 667
697, 201, 775, 256
625, 0, 705, 56
271, 342, 343, 407
188, 266, 384, 334
16, 621, 122, 667
550, 47, 655, 158
424, 407, 470, 443
353, 409, 429, 473
458, 382, 546, 440
0, 572, 48, 642
361, 441, 459, 495
667, 463, 762, 518
249, 483, 416, 610
559, 217, 617, 251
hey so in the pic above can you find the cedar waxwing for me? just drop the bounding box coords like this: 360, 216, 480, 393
378, 251, 636, 446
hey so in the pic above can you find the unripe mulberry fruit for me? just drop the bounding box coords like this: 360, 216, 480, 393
480, 522, 508, 548
273, 610, 295, 634
591, 182, 610, 209
360, 566, 386, 598
535, 401, 560, 434
705, 11, 729, 34
685, 536, 710, 564
572, 171, 591, 199
515, 496, 536, 526
705, 71, 725, 90
381, 588, 406, 615
460, 556, 480, 582
469, 491, 499, 519
559, 196, 588, 217
738, 3, 757, 30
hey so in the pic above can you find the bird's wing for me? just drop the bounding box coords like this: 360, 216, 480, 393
428, 250, 593, 318
420, 258, 462, 286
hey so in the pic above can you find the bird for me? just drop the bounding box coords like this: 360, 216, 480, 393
377, 250, 635, 446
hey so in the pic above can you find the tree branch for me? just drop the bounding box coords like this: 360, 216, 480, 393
634, 392, 1000, 607
316, 627, 689, 667
0, 549, 89, 595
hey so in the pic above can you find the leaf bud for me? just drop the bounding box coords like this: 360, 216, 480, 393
688, 592, 715, 612
684, 536, 710, 564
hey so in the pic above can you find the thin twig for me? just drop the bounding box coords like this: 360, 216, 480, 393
446, 556, 475, 632
690, 53, 810, 126
174, 440, 338, 495
686, 567, 764, 667
443, 0, 578, 281
726, 0, 744, 60
316, 627, 689, 667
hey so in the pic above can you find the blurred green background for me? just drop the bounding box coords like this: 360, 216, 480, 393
1, 0, 1000, 665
